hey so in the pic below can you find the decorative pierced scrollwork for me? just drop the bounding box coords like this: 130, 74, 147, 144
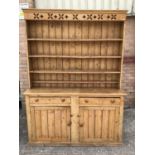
32, 12, 119, 21
87, 14, 92, 20
93, 15, 97, 19
73, 14, 78, 20
107, 15, 110, 19
40, 14, 44, 18
33, 13, 39, 19
54, 15, 57, 19
111, 14, 117, 20
107, 14, 117, 20
59, 13, 64, 19
83, 15, 86, 19
48, 13, 53, 19
98, 14, 103, 20
65, 15, 68, 19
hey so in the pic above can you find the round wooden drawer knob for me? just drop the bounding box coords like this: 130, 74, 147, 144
111, 99, 115, 103
61, 99, 66, 102
35, 99, 39, 102
67, 121, 72, 126
79, 123, 84, 127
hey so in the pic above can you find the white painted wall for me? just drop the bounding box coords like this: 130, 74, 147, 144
35, 0, 135, 15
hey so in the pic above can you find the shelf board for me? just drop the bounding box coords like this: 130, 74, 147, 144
27, 38, 123, 42
30, 70, 121, 74
32, 81, 119, 84
29, 55, 122, 58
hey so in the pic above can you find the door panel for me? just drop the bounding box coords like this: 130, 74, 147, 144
30, 106, 71, 142
79, 106, 120, 143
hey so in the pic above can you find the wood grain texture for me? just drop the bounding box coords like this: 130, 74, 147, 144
79, 97, 123, 143
26, 11, 125, 88
24, 9, 127, 145
29, 106, 71, 142
71, 96, 79, 142
25, 93, 125, 144
23, 9, 127, 21
25, 96, 32, 141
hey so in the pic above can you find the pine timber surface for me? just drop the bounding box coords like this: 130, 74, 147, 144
23, 9, 127, 146
24, 88, 126, 96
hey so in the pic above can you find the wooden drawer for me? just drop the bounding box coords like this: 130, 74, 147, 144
29, 97, 70, 105
80, 97, 121, 106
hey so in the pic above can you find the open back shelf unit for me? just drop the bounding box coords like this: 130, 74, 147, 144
24, 9, 126, 89
23, 9, 127, 145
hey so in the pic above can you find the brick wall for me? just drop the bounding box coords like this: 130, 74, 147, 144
19, 20, 29, 94
19, 6, 135, 107
19, 0, 34, 99
123, 16, 135, 107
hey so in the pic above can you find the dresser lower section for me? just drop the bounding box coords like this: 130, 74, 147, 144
24, 88, 125, 146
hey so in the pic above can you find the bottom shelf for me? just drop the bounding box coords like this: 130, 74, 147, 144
30, 70, 121, 74
32, 81, 119, 84
31, 83, 120, 89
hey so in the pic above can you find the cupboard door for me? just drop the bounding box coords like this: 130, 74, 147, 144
79, 105, 120, 143
30, 106, 71, 143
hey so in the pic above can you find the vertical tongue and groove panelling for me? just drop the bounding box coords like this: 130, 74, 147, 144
30, 106, 71, 142
79, 106, 120, 142
27, 11, 124, 89
24, 10, 127, 145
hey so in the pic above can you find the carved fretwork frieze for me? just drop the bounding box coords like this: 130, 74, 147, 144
24, 10, 127, 21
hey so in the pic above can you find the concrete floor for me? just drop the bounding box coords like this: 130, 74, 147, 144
19, 108, 135, 155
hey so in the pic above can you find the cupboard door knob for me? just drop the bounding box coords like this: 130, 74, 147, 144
67, 121, 72, 126
111, 99, 115, 103
70, 114, 73, 117
79, 123, 84, 127
77, 114, 80, 117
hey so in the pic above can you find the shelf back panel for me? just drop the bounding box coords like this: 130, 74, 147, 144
24, 10, 126, 89
27, 21, 124, 39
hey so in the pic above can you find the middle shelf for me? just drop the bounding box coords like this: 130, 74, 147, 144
32, 80, 119, 84
29, 55, 122, 58
27, 38, 123, 42
30, 70, 121, 74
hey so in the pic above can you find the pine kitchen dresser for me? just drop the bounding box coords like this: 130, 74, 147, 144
23, 9, 127, 146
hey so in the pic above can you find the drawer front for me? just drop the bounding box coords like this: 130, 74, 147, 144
30, 97, 70, 105
80, 97, 121, 106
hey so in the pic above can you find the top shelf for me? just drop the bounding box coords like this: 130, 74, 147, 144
27, 38, 123, 42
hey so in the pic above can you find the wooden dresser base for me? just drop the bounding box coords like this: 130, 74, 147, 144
24, 88, 126, 145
